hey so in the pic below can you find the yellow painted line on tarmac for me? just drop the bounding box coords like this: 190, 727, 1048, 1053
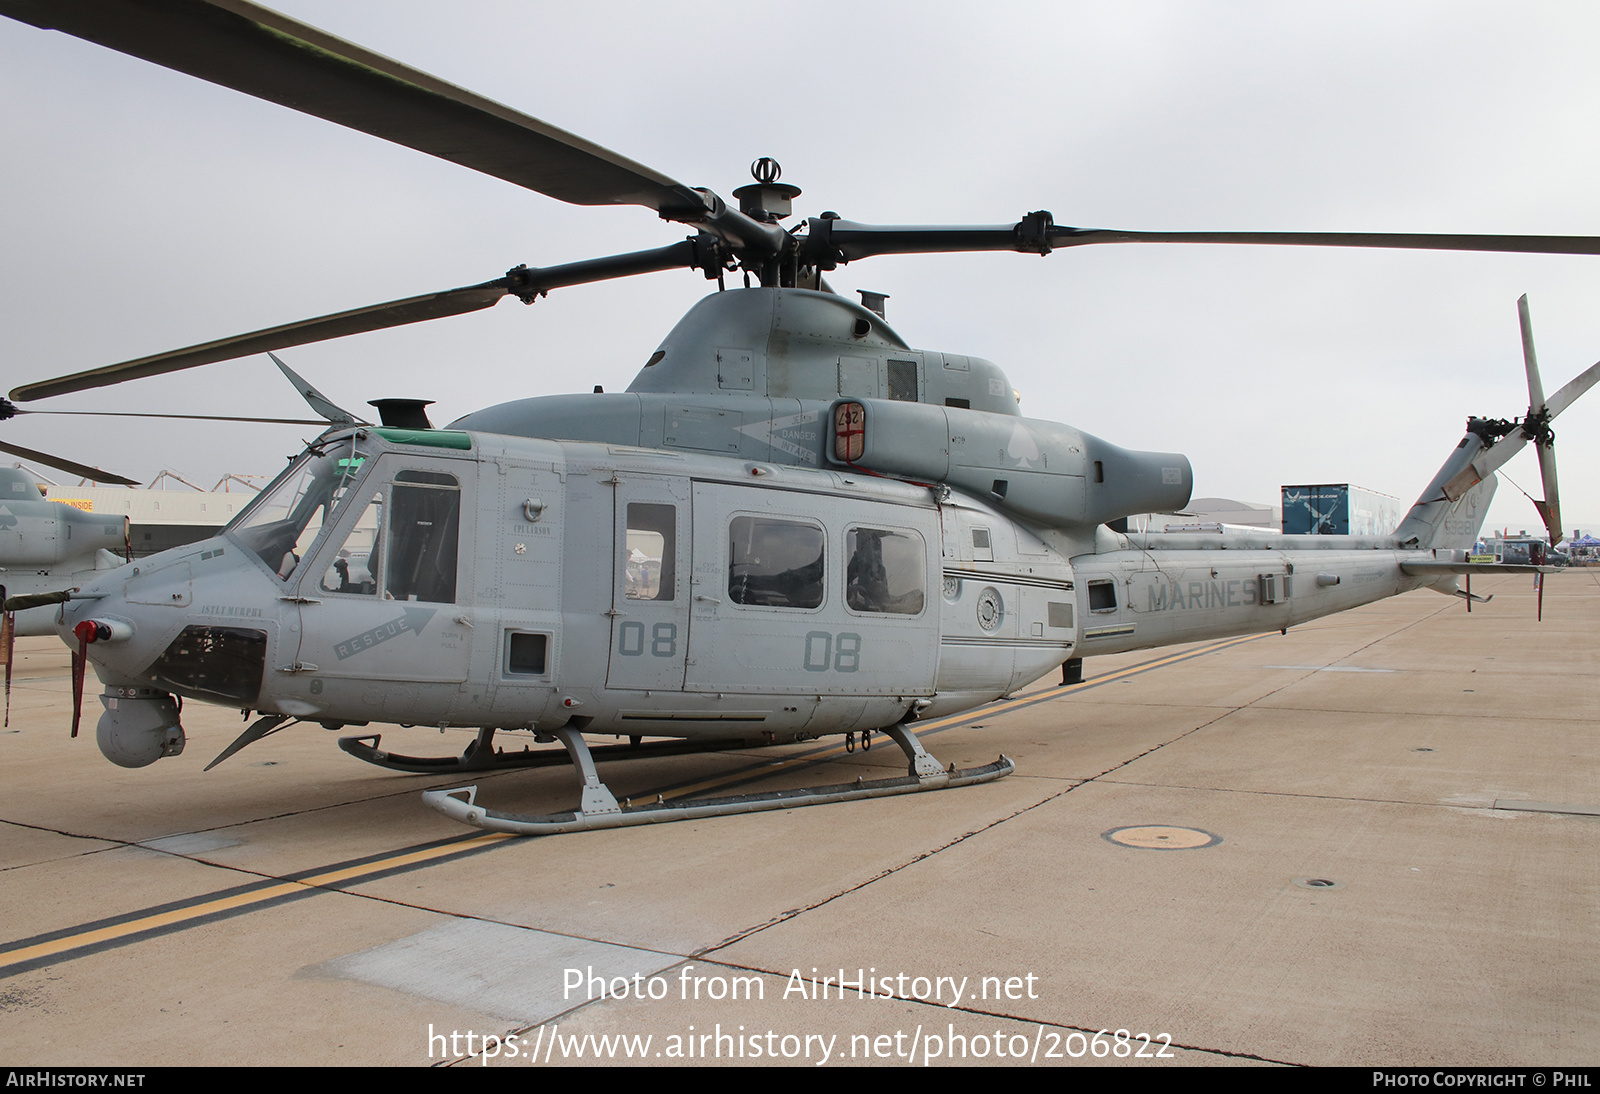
0, 832, 513, 975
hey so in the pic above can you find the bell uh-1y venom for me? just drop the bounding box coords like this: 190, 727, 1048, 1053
3, 2, 1599, 835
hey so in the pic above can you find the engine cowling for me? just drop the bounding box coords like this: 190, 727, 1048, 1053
827, 398, 1191, 529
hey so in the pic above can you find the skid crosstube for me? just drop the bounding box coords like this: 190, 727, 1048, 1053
338, 729, 757, 774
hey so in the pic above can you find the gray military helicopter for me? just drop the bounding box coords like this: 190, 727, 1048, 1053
4, 0, 1598, 835
0, 465, 131, 721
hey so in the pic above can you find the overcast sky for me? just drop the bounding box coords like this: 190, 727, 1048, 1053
4, 1, 1599, 538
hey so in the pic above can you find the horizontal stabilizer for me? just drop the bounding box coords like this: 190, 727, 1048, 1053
1400, 562, 1554, 576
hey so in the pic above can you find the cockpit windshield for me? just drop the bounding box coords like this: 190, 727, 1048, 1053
228, 439, 370, 579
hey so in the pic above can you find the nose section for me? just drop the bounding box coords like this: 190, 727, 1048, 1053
63, 550, 269, 704
56, 547, 271, 767
51, 573, 182, 764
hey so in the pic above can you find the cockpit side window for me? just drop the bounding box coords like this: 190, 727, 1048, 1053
319, 492, 384, 595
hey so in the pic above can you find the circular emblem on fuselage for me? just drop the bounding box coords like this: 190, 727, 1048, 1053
976, 586, 1003, 631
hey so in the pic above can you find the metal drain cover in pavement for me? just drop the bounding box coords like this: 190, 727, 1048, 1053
1102, 825, 1221, 850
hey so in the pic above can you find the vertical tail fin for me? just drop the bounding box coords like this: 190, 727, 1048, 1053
1393, 431, 1497, 550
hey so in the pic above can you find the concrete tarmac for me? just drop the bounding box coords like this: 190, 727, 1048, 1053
2, 571, 1595, 1067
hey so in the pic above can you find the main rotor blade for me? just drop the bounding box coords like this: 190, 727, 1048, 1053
810, 218, 1600, 264
1050, 228, 1600, 255
6, 408, 326, 426
268, 352, 364, 426
0, 0, 707, 215
10, 281, 511, 401
0, 441, 138, 485
11, 241, 709, 402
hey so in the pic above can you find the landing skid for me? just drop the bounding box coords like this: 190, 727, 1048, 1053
337, 727, 757, 775
423, 725, 1015, 836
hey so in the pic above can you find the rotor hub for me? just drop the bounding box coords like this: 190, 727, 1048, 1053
733, 157, 802, 223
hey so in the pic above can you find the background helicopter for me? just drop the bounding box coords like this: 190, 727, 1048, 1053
0, 0, 1593, 831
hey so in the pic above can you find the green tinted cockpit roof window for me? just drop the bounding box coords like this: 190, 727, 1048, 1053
372, 428, 472, 450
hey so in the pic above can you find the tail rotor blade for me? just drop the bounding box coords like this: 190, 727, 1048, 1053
1457, 314, 1600, 506
1518, 294, 1546, 409
1534, 448, 1561, 547
1518, 296, 1564, 546
1542, 357, 1600, 419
